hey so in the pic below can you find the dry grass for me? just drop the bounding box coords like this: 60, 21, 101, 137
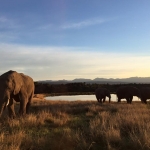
0, 100, 150, 150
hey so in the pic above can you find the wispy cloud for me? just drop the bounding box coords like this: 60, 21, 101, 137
37, 24, 53, 30
0, 43, 150, 81
61, 18, 108, 29
0, 16, 20, 30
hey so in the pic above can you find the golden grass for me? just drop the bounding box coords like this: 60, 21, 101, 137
0, 100, 150, 149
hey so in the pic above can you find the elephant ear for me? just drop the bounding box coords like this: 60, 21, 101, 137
13, 72, 23, 95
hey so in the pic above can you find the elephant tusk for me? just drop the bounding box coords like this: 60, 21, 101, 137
6, 99, 10, 106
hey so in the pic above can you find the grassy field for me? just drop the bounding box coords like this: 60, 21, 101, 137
0, 99, 150, 150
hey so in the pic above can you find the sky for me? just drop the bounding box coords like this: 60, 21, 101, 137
0, 0, 150, 81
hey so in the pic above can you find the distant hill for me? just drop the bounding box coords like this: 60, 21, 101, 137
37, 77, 150, 84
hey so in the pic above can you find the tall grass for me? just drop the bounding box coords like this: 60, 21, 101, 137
0, 100, 150, 150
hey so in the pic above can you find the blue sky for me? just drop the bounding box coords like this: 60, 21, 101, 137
0, 0, 150, 81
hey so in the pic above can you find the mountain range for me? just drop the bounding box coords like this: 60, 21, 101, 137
37, 77, 150, 84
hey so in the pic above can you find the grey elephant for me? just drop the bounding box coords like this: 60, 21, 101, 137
95, 88, 111, 103
0, 70, 34, 118
116, 86, 140, 104
140, 87, 150, 104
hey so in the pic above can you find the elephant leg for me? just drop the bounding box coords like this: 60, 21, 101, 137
126, 98, 130, 103
141, 96, 147, 104
144, 99, 147, 104
7, 98, 16, 118
19, 93, 28, 116
96, 95, 99, 102
97, 98, 100, 102
19, 100, 28, 116
118, 98, 121, 102
26, 101, 31, 114
103, 97, 106, 103
130, 96, 133, 104
99, 98, 102, 103
26, 93, 33, 114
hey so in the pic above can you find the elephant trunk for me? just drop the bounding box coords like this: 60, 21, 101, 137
0, 103, 6, 117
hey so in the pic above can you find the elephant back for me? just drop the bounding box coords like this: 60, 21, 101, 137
95, 88, 110, 98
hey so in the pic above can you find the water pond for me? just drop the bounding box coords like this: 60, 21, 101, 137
45, 94, 140, 102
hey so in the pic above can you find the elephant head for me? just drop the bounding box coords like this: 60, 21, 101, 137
132, 87, 141, 98
0, 70, 23, 117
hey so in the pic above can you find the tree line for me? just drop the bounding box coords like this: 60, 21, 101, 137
34, 82, 150, 95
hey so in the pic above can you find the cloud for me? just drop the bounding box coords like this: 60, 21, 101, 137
61, 18, 107, 29
0, 16, 20, 30
37, 24, 53, 30
0, 43, 150, 81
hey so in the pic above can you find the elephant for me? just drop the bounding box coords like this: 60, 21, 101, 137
140, 87, 150, 104
116, 86, 140, 104
95, 88, 111, 103
0, 70, 34, 118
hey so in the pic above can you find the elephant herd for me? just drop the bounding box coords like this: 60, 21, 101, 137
0, 70, 150, 119
95, 86, 150, 104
